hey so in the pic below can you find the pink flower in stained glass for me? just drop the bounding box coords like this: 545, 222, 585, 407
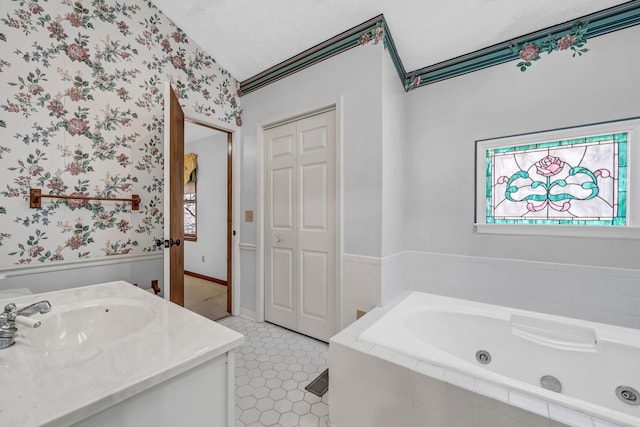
558, 34, 576, 50
535, 155, 565, 177
519, 44, 539, 62
594, 169, 611, 178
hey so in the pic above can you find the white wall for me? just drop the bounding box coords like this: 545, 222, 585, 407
380, 47, 408, 307
381, 47, 407, 258
400, 26, 640, 328
1, 257, 163, 296
405, 26, 640, 268
184, 132, 228, 280
239, 24, 640, 328
239, 44, 385, 312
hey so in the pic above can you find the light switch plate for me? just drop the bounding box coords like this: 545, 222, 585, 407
245, 210, 254, 222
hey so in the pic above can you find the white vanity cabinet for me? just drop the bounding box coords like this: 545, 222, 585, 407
0, 281, 244, 427
73, 350, 234, 427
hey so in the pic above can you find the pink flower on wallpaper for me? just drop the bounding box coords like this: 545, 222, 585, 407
117, 21, 129, 34
535, 155, 565, 177
161, 38, 172, 53
116, 87, 129, 101
47, 99, 66, 117
66, 161, 85, 176
65, 87, 84, 102
28, 165, 44, 176
172, 55, 185, 69
171, 31, 183, 43
66, 43, 88, 61
28, 84, 44, 95
96, 211, 113, 227
66, 117, 88, 135
558, 34, 577, 50
66, 235, 84, 250
28, 3, 44, 15
519, 44, 539, 62
235, 115, 242, 127
67, 194, 87, 209
47, 21, 67, 40
46, 177, 64, 193
29, 245, 44, 257
66, 13, 84, 28
116, 219, 130, 232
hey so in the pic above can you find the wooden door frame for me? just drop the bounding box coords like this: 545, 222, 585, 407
165, 108, 241, 316
256, 98, 343, 329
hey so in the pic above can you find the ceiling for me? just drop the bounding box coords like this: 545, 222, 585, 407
150, 0, 629, 83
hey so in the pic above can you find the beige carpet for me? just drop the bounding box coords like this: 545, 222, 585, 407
184, 275, 229, 321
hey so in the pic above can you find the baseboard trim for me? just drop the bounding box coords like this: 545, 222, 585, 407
239, 307, 257, 321
184, 270, 227, 287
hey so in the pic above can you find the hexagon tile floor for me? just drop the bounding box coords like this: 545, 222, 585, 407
218, 316, 330, 427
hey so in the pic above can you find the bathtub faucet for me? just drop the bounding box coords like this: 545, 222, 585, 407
0, 300, 51, 349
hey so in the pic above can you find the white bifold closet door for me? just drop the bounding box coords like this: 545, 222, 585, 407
264, 110, 336, 342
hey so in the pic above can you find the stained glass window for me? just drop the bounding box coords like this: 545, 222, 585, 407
484, 133, 626, 226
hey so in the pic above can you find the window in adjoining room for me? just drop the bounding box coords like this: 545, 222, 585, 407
475, 118, 640, 238
184, 182, 197, 241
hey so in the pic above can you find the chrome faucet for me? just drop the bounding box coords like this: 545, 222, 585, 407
0, 300, 51, 349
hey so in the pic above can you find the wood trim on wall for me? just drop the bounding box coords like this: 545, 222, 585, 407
226, 131, 233, 313
185, 270, 228, 287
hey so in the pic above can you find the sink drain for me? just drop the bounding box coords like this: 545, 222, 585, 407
475, 350, 491, 364
616, 386, 640, 405
540, 375, 562, 393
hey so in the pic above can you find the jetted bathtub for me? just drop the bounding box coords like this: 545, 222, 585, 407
329, 291, 640, 427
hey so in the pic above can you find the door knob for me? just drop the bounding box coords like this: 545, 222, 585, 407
275, 236, 281, 243
162, 239, 181, 248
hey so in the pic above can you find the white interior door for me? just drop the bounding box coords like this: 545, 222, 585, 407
264, 110, 336, 342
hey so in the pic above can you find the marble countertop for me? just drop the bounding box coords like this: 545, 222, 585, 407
0, 281, 244, 427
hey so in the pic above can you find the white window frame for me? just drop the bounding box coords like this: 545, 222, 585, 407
475, 117, 640, 239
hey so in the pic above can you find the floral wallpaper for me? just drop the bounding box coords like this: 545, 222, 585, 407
0, 0, 242, 267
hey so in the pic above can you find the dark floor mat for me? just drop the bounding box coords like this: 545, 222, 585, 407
305, 368, 329, 397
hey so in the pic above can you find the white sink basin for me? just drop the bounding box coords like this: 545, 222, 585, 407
20, 298, 155, 351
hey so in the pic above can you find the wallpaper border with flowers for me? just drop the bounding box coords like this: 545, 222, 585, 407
239, 2, 640, 94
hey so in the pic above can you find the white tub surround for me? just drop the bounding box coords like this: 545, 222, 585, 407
329, 291, 640, 427
0, 281, 244, 427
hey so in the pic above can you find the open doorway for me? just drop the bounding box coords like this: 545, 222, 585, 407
182, 119, 232, 321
